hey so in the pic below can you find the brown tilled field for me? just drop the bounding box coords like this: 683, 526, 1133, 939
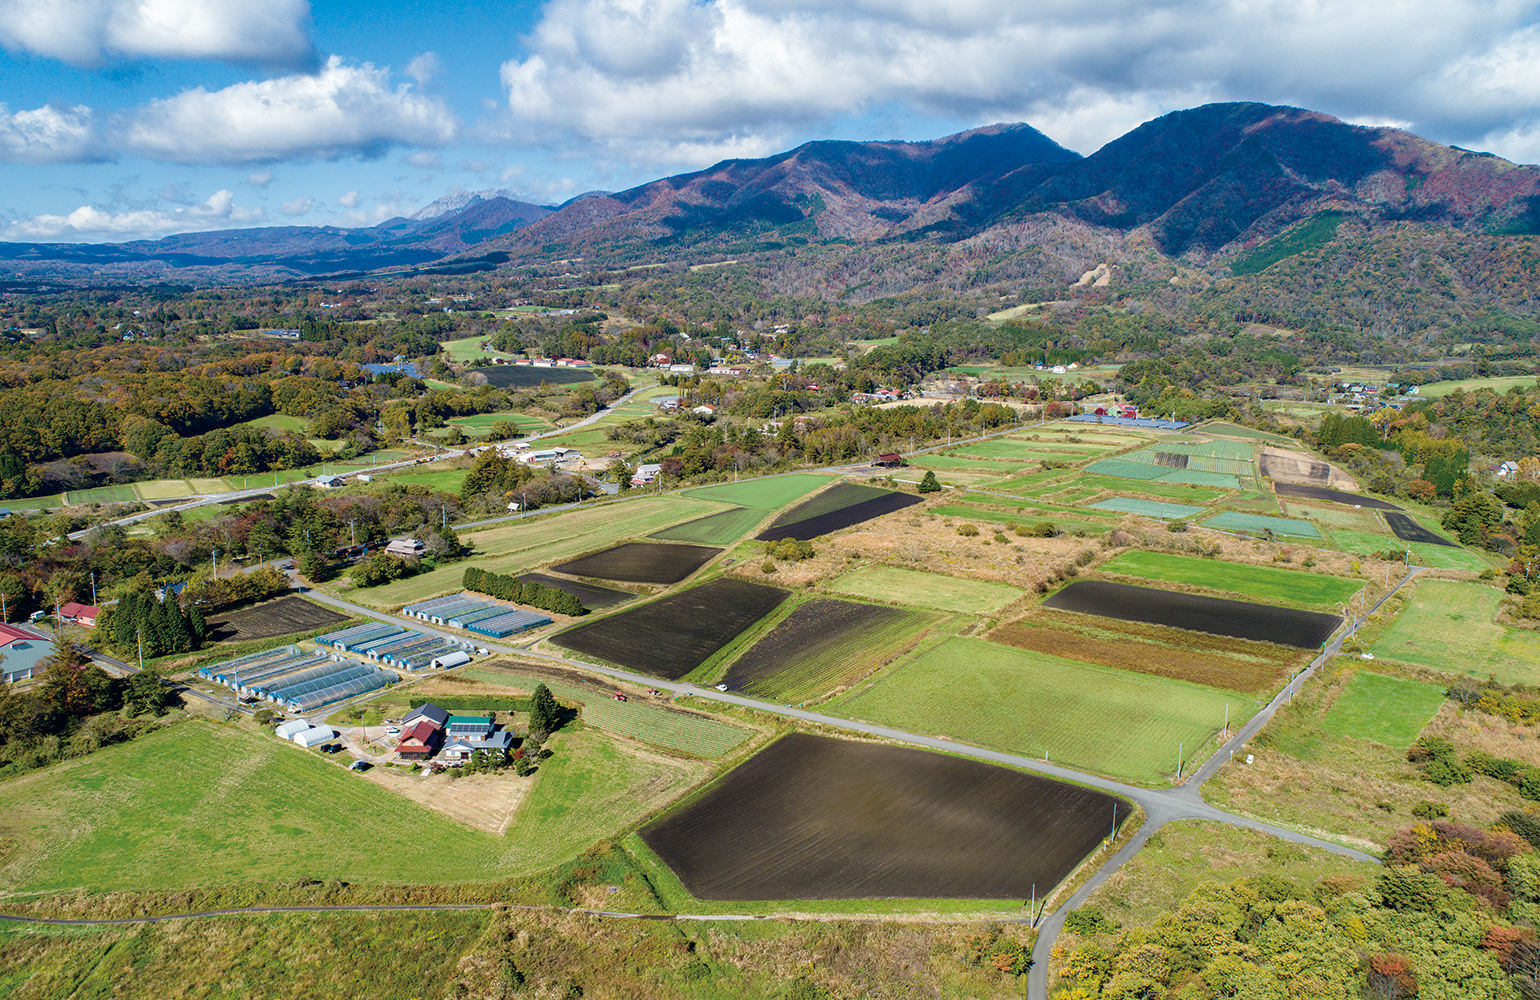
642, 733, 1122, 900
206, 595, 349, 642
551, 542, 721, 584
552, 578, 788, 679
989, 619, 1301, 694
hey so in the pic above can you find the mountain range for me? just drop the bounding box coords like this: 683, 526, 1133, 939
3, 101, 1538, 288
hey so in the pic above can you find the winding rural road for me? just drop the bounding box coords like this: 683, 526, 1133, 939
294, 567, 1417, 1000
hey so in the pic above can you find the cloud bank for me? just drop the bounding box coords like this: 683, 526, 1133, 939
0, 0, 315, 66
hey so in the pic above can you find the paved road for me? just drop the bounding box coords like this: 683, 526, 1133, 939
66, 381, 660, 541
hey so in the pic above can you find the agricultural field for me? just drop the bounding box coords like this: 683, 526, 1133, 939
1273, 481, 1401, 510
552, 578, 788, 680
0, 911, 489, 1000
1385, 511, 1457, 546
1328, 528, 1493, 571
1088, 497, 1205, 519
683, 473, 832, 509
343, 495, 727, 607
1369, 580, 1540, 684
825, 564, 1021, 614
990, 612, 1303, 694
512, 727, 711, 870
444, 410, 553, 438
0, 722, 521, 894
1320, 671, 1445, 748
371, 466, 469, 493
515, 572, 633, 610
648, 506, 765, 545
1096, 550, 1362, 609
205, 595, 349, 643
833, 637, 1253, 785
1415, 374, 1540, 397
720, 599, 936, 702
1201, 511, 1321, 538
1045, 580, 1342, 648
472, 365, 596, 388
551, 541, 722, 584
757, 483, 922, 542
642, 733, 1121, 899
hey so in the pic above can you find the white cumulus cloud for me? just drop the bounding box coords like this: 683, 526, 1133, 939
498, 0, 1540, 164
2, 187, 264, 241
0, 102, 102, 163
279, 196, 312, 216
0, 0, 314, 66
120, 55, 458, 163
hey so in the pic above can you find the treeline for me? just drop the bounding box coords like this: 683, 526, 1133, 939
462, 567, 585, 616
97, 590, 208, 659
0, 645, 174, 777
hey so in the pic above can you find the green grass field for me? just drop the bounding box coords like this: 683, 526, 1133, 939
833, 637, 1254, 785
1416, 375, 1539, 398
1202, 511, 1321, 538
648, 506, 765, 545
1329, 529, 1493, 571
0, 719, 708, 897
378, 467, 469, 493
513, 727, 709, 863
1370, 581, 1540, 684
342, 494, 727, 607
1321, 671, 1445, 748
825, 565, 1021, 614
1088, 497, 1205, 519
724, 602, 938, 704
682, 473, 834, 510
1098, 550, 1361, 609
0, 911, 489, 1000
441, 335, 515, 363
0, 722, 516, 893
906, 454, 1015, 473
447, 411, 553, 436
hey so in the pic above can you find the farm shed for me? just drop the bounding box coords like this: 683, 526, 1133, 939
274, 719, 312, 740
385, 538, 426, 560
291, 726, 335, 747
0, 623, 52, 683
431, 650, 471, 669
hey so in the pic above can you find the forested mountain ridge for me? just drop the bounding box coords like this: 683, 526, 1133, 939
3, 101, 1540, 295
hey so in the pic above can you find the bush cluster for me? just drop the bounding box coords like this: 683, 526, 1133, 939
1410, 735, 1540, 801
765, 538, 815, 561
462, 567, 585, 616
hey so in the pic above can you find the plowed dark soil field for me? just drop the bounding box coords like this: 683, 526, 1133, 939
551, 542, 721, 584
473, 366, 595, 388
1385, 512, 1457, 547
207, 595, 348, 642
516, 572, 633, 610
757, 483, 922, 542
642, 733, 1122, 899
552, 578, 788, 679
1043, 580, 1340, 649
1274, 481, 1401, 510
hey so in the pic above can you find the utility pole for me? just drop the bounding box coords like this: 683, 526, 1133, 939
349, 519, 357, 547
90, 571, 97, 607
1, 589, 7, 624
136, 627, 144, 672
1177, 741, 1183, 780
211, 548, 217, 580
1110, 803, 1117, 844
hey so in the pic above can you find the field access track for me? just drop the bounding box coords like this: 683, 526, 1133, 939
642, 733, 1121, 900
552, 578, 788, 680
1043, 580, 1341, 649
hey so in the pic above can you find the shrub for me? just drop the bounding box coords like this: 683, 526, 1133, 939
761, 560, 777, 574
1412, 800, 1448, 820
917, 470, 941, 493
766, 538, 815, 561
957, 524, 979, 537
1063, 907, 1120, 936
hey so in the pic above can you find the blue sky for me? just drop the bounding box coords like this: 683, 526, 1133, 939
4, 0, 1540, 242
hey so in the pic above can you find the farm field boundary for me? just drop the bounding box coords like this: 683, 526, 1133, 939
1044, 580, 1341, 648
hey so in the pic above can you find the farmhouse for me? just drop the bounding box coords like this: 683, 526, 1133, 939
384, 538, 426, 560
315, 475, 344, 489
396, 719, 441, 760
442, 728, 515, 762
403, 702, 450, 729
632, 463, 663, 486
59, 602, 99, 627
0, 623, 52, 683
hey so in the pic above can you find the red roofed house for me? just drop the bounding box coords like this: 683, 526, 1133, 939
396, 719, 442, 760
59, 602, 99, 627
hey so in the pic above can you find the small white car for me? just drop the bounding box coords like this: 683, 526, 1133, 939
385, 727, 401, 736
715, 683, 729, 692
